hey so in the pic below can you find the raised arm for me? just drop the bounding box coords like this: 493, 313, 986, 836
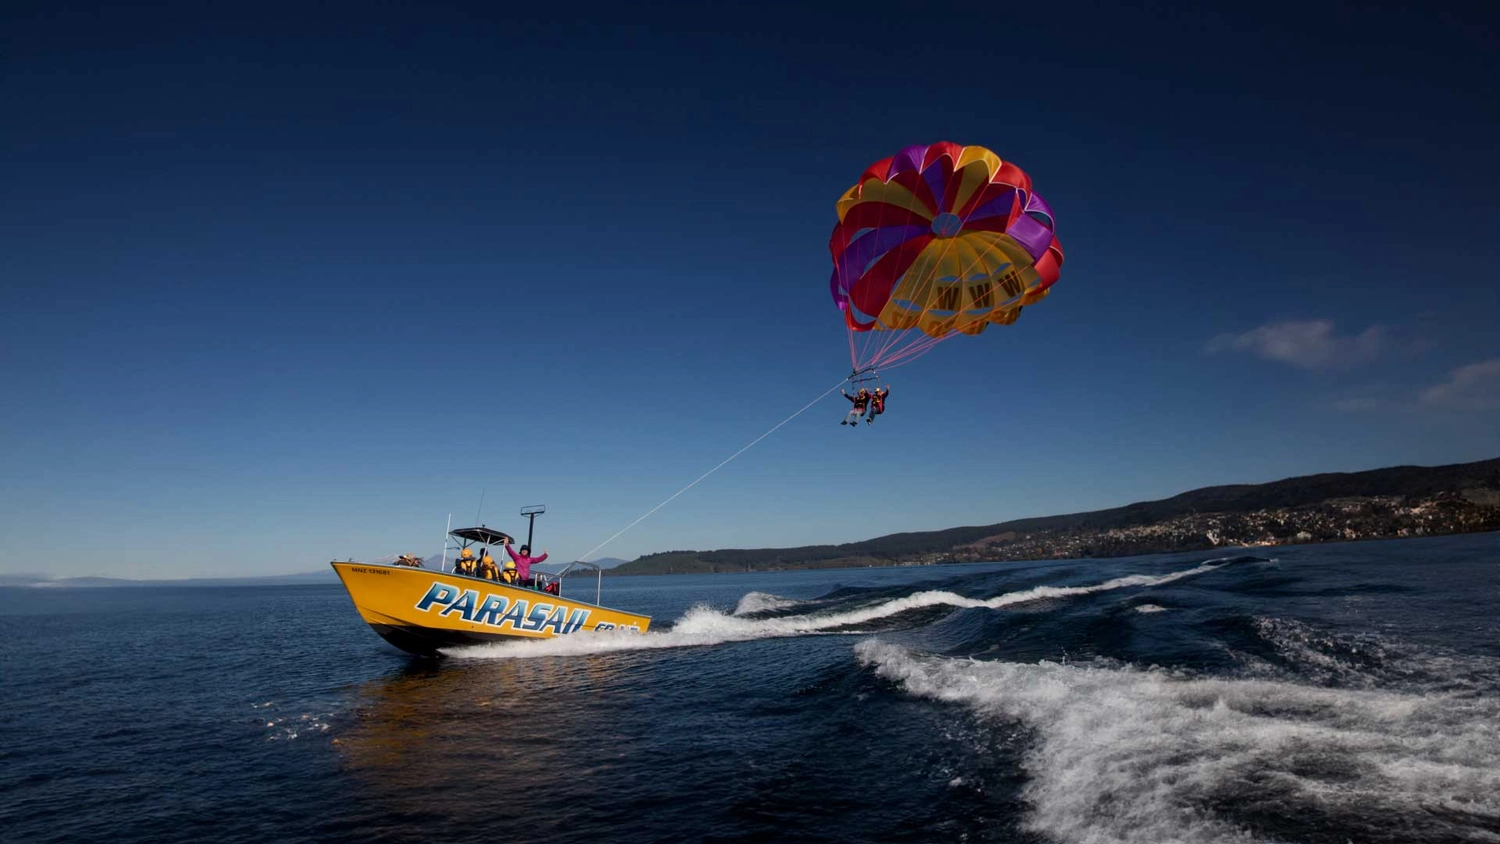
505, 544, 521, 562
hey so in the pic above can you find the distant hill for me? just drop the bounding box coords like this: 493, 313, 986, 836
0, 573, 54, 587
4, 569, 341, 588
611, 457, 1500, 575
4, 555, 628, 588
34, 576, 140, 588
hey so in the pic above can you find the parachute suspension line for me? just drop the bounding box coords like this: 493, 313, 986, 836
850, 151, 945, 374
878, 333, 947, 369
866, 220, 1018, 371
865, 250, 966, 370
871, 166, 1031, 372
844, 147, 890, 376
848, 155, 1020, 373
863, 325, 888, 374
577, 378, 850, 562
862, 319, 894, 371
861, 138, 911, 372
847, 364, 881, 394
863, 160, 976, 370
885, 281, 1021, 369
873, 338, 939, 372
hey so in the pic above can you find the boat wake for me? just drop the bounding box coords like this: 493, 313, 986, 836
447, 558, 1232, 661
732, 591, 804, 615
857, 638, 1500, 844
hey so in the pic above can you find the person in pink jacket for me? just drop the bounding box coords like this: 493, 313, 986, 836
505, 542, 548, 588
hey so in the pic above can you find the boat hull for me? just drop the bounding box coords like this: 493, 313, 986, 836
331, 562, 651, 656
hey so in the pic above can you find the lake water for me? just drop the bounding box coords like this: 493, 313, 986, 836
3, 533, 1498, 843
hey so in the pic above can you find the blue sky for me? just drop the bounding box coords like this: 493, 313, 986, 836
3, 2, 1497, 578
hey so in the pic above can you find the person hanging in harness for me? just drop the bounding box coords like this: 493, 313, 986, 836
478, 549, 500, 580
865, 386, 889, 424
841, 387, 871, 426
455, 547, 478, 577
505, 542, 549, 589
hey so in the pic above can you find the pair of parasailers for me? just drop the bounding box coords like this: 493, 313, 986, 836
840, 386, 889, 426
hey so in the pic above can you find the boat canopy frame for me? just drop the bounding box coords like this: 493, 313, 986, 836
448, 525, 517, 548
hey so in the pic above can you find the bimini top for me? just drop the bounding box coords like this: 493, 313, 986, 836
449, 526, 517, 546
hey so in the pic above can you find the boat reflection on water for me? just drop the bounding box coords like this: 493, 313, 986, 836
332, 652, 659, 834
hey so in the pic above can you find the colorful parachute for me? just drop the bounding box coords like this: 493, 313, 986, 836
829, 142, 1063, 373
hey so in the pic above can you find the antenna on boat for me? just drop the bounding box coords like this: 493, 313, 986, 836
475, 488, 486, 525
441, 513, 452, 572
521, 504, 546, 549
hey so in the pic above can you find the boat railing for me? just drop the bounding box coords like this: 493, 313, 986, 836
538, 561, 603, 605
355, 551, 608, 607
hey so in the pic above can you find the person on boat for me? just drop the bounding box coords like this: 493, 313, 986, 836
505, 543, 548, 587
499, 559, 520, 585
455, 548, 478, 577
865, 386, 889, 424
478, 550, 500, 580
395, 553, 424, 567
841, 388, 870, 426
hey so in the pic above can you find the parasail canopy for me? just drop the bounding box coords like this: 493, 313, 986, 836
829, 142, 1064, 373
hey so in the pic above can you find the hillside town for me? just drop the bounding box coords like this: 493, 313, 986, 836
613, 459, 1500, 574
950, 492, 1500, 563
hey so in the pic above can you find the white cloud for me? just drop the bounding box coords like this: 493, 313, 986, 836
1207, 320, 1384, 370
1420, 359, 1500, 409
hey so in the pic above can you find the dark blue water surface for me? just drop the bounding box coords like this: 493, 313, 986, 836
3, 534, 1498, 843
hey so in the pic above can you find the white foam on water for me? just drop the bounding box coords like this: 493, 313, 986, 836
1134, 604, 1168, 614
732, 591, 803, 615
263, 712, 332, 741
448, 560, 1231, 661
1243, 616, 1500, 693
856, 640, 1500, 844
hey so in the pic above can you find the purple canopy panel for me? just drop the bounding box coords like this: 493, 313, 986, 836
836, 224, 929, 280
966, 188, 1021, 222
1005, 213, 1055, 261
889, 144, 929, 176
921, 163, 949, 213
1025, 191, 1055, 227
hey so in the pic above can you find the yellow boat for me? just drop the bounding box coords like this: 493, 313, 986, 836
333, 525, 651, 656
